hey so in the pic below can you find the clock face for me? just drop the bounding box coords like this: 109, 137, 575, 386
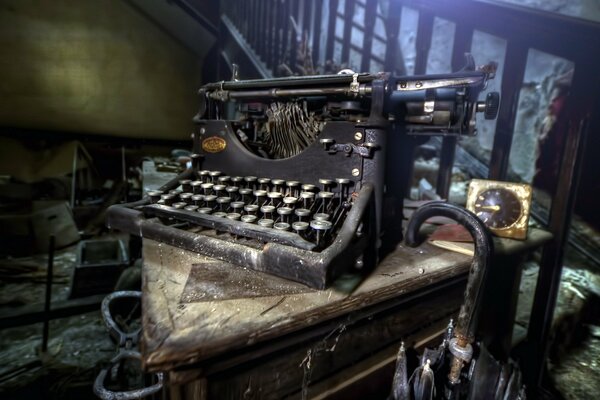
473, 188, 523, 229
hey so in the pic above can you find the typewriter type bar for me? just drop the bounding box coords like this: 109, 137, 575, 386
108, 56, 498, 288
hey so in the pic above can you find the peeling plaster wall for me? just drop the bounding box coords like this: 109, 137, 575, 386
0, 0, 207, 140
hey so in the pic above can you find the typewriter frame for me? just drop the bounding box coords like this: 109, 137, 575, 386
107, 66, 496, 289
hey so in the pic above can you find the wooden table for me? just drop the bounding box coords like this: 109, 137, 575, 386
140, 228, 551, 399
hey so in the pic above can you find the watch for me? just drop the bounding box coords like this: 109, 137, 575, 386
466, 179, 533, 239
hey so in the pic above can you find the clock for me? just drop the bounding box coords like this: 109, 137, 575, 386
466, 179, 533, 240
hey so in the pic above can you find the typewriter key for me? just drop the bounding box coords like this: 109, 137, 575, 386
172, 202, 187, 209
213, 184, 226, 197
244, 176, 257, 189
295, 208, 311, 221
209, 170, 221, 182
160, 194, 176, 206
184, 205, 198, 212
216, 196, 231, 211
258, 219, 274, 228
277, 207, 293, 223
310, 220, 332, 246
197, 207, 212, 214
286, 181, 300, 197
241, 214, 257, 224
336, 178, 351, 199
301, 184, 316, 192
253, 190, 268, 205
191, 180, 203, 194
283, 197, 298, 207
179, 179, 192, 192
258, 178, 271, 190
213, 211, 227, 218
157, 199, 165, 205
226, 213, 241, 221
239, 188, 252, 201
201, 182, 214, 195
199, 170, 210, 182
271, 179, 285, 194
292, 221, 309, 234
314, 213, 330, 221
267, 191, 283, 206
218, 176, 231, 184
169, 189, 182, 196
260, 205, 276, 219
274, 222, 290, 231
244, 204, 259, 214
300, 191, 315, 208
204, 195, 217, 209
147, 190, 163, 204
191, 194, 204, 206
319, 178, 334, 191
180, 192, 193, 204
231, 176, 243, 185
231, 201, 245, 211
318, 191, 335, 212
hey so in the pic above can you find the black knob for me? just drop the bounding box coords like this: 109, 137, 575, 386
484, 92, 500, 120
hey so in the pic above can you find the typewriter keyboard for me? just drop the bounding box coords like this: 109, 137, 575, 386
144, 171, 357, 251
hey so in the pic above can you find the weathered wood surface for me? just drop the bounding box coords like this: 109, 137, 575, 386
141, 228, 551, 374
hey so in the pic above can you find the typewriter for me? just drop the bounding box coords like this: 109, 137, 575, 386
107, 57, 499, 289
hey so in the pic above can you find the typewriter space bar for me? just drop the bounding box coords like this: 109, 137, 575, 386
143, 204, 316, 251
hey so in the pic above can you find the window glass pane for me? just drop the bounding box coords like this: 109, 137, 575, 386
349, 49, 362, 71
426, 17, 455, 74
398, 7, 418, 75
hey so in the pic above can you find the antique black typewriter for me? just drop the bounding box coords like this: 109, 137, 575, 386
108, 57, 499, 288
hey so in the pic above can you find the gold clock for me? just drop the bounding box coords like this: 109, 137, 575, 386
466, 179, 533, 240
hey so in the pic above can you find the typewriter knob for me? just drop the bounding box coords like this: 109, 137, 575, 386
477, 92, 500, 120
319, 138, 335, 151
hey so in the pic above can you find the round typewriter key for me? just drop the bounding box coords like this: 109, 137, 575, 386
157, 199, 165, 205
286, 181, 300, 196
216, 196, 231, 211
191, 194, 204, 206
253, 189, 268, 205
258, 219, 274, 228
301, 184, 316, 192
226, 186, 239, 199
274, 222, 290, 231
310, 219, 332, 246
295, 208, 311, 220
258, 177, 271, 188
226, 212, 241, 221
260, 205, 276, 216
201, 182, 214, 194
241, 215, 257, 224
172, 202, 187, 209
277, 207, 293, 222
197, 207, 212, 214
336, 178, 351, 199
244, 204, 259, 214
209, 170, 221, 182
199, 170, 210, 182
271, 179, 285, 193
161, 194, 176, 206
184, 205, 198, 212
244, 176, 257, 189
147, 190, 163, 204
231, 176, 243, 184
180, 192, 193, 204
319, 178, 334, 191
213, 184, 226, 196
203, 194, 217, 202
218, 176, 231, 184
318, 191, 335, 199
314, 213, 330, 221
231, 201, 244, 211
169, 189, 182, 196
239, 188, 252, 201
179, 179, 192, 192
292, 221, 309, 233
191, 180, 203, 194
283, 196, 298, 206
267, 192, 283, 206
213, 211, 227, 218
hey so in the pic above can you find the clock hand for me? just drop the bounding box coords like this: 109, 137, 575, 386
480, 205, 500, 212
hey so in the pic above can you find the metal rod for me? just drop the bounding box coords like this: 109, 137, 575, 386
42, 235, 55, 352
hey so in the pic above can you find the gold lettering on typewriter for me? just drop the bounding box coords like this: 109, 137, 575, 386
202, 136, 227, 153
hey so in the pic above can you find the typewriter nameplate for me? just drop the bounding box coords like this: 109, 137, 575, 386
202, 136, 227, 153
